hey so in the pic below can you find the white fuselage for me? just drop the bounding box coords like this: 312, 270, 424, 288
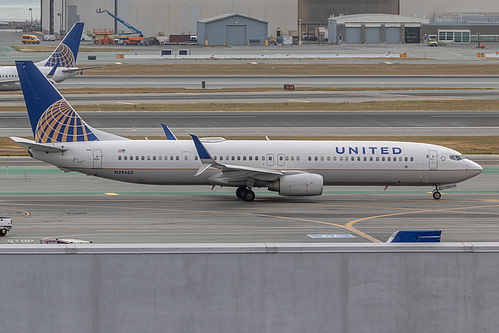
30, 139, 482, 188
0, 64, 75, 91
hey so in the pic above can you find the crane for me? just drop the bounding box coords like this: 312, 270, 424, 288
96, 8, 142, 36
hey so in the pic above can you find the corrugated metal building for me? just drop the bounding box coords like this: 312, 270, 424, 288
197, 14, 268, 46
328, 14, 429, 44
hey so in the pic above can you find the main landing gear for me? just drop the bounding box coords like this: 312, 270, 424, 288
432, 186, 442, 200
236, 186, 255, 202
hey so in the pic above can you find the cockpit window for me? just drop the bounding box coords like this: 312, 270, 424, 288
449, 155, 464, 161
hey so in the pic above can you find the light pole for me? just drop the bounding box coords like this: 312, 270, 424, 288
57, 13, 62, 38
29, 8, 32, 30
298, 18, 301, 44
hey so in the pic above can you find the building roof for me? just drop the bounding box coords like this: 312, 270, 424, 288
330, 14, 430, 25
198, 13, 267, 24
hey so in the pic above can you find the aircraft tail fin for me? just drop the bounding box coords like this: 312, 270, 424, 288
16, 60, 126, 143
36, 22, 84, 68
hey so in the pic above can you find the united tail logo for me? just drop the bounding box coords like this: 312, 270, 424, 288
44, 44, 76, 68
35, 99, 98, 143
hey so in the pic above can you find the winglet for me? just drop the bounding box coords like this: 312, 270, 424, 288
387, 230, 442, 243
190, 134, 215, 163
161, 124, 177, 140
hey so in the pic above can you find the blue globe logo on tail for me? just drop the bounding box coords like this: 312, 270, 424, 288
45, 44, 76, 68
36, 99, 98, 143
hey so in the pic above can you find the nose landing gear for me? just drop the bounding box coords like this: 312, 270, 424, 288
432, 186, 441, 200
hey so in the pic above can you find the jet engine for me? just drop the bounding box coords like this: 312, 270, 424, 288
270, 173, 323, 196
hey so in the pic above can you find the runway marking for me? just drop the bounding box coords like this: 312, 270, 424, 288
345, 203, 499, 242
116, 102, 136, 105
105, 193, 119, 196
0, 207, 30, 219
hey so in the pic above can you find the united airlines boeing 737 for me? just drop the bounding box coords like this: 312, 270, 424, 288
12, 60, 482, 201
0, 22, 84, 91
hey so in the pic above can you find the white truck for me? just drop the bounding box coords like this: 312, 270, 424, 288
0, 217, 12, 236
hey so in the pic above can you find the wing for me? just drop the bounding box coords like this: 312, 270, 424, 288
190, 134, 283, 183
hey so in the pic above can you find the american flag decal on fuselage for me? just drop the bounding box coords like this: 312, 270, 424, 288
35, 99, 98, 143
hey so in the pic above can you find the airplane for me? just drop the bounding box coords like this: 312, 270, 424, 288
0, 22, 85, 91
11, 60, 483, 201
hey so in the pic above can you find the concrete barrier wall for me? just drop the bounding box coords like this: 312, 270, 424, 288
1, 243, 498, 333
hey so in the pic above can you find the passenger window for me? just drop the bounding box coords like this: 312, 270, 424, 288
357, 157, 361, 161
184, 156, 188, 160
118, 156, 122, 160
333, 156, 337, 161
237, 156, 240, 161
320, 156, 324, 161
147, 156, 151, 160
130, 156, 133, 160
170, 156, 174, 160
136, 156, 139, 160
232, 156, 235, 161
249, 156, 252, 161
124, 156, 128, 160
410, 157, 414, 161
382, 157, 385, 161
376, 157, 379, 161
387, 157, 391, 161
340, 157, 343, 161
364, 157, 367, 161
153, 156, 156, 160
314, 156, 318, 161
256, 156, 259, 161
370, 157, 373, 161
176, 156, 179, 161
308, 156, 311, 161
159, 156, 162, 160
195, 156, 198, 160
280, 156, 284, 161
345, 156, 349, 161
296, 156, 300, 161
243, 156, 246, 161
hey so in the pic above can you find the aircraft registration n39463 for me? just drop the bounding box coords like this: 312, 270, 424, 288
11, 60, 482, 201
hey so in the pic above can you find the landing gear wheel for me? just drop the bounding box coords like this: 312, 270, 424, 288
235, 186, 246, 199
242, 190, 255, 202
433, 191, 441, 200
0, 229, 6, 236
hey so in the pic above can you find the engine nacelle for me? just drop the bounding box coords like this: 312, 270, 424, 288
271, 173, 323, 196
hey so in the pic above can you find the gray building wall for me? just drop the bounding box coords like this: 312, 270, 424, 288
198, 15, 268, 46
1, 243, 499, 333
41, 0, 295, 39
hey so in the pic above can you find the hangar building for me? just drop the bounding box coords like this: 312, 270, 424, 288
197, 14, 268, 46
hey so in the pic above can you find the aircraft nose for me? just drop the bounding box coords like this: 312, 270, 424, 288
467, 160, 483, 176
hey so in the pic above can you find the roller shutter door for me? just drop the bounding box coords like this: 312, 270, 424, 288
385, 27, 401, 43
365, 27, 381, 44
345, 27, 361, 44
226, 25, 246, 46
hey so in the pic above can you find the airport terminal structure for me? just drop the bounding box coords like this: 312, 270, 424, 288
40, 0, 499, 44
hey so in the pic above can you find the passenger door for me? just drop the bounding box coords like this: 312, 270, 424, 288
428, 150, 438, 170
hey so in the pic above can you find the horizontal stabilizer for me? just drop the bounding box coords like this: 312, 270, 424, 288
387, 230, 442, 243
10, 136, 67, 153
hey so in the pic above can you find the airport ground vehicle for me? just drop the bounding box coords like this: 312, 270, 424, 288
0, 217, 13, 236
123, 36, 144, 45
427, 38, 438, 46
21, 34, 40, 44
